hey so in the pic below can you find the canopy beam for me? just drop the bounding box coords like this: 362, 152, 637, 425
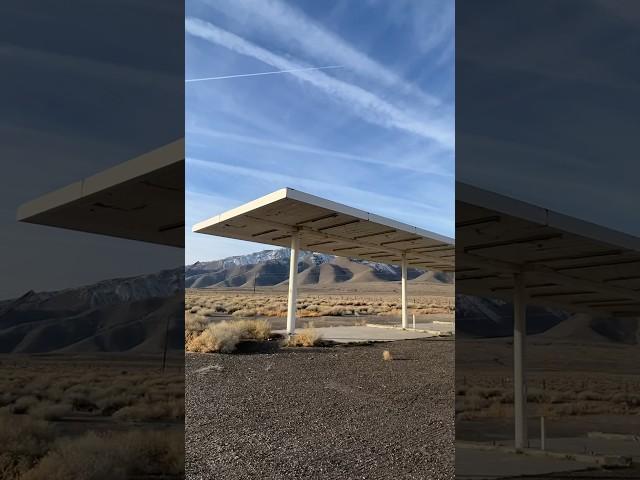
243, 215, 450, 269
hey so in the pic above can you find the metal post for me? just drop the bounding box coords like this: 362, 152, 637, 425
401, 254, 408, 329
413, 313, 416, 330
540, 416, 546, 451
287, 232, 300, 335
514, 272, 527, 450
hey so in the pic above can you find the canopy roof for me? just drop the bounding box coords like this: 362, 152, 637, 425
456, 183, 640, 318
17, 139, 184, 247
193, 188, 455, 272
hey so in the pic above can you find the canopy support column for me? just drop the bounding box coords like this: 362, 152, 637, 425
514, 271, 527, 450
286, 231, 300, 335
401, 253, 408, 329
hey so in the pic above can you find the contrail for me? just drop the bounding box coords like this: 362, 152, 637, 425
186, 65, 342, 82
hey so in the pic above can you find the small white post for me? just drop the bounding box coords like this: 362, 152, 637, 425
401, 254, 408, 329
287, 232, 300, 335
540, 416, 546, 451
514, 271, 527, 450
413, 313, 416, 330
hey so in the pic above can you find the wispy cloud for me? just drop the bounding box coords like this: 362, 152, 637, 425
188, 157, 448, 216
202, 0, 443, 106
185, 18, 454, 149
188, 126, 453, 177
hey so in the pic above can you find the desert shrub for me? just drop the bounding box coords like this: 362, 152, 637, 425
527, 388, 546, 403
577, 391, 603, 401
0, 413, 53, 479
187, 323, 240, 353
286, 329, 323, 347
468, 387, 502, 400
186, 319, 273, 353
232, 309, 257, 318
549, 390, 574, 404
319, 306, 352, 316
242, 319, 271, 341
113, 399, 184, 422
499, 391, 514, 404
463, 396, 490, 411
0, 392, 17, 407
30, 403, 71, 421
22, 430, 183, 480
185, 315, 208, 333
97, 394, 133, 417
10, 396, 39, 414
611, 392, 640, 407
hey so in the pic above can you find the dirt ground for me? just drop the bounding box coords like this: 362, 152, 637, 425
186, 338, 454, 480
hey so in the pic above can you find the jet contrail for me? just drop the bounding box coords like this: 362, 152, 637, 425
186, 65, 342, 82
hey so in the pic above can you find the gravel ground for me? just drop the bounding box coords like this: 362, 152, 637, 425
186, 338, 454, 480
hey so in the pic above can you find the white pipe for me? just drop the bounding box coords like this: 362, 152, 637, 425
401, 254, 408, 329
287, 232, 300, 335
514, 271, 527, 450
413, 313, 416, 330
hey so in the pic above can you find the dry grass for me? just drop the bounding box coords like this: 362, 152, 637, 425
0, 361, 184, 423
186, 319, 273, 353
0, 358, 185, 479
20, 430, 183, 480
455, 339, 640, 423
241, 318, 271, 341
286, 329, 323, 347
185, 290, 453, 321
187, 322, 242, 353
0, 413, 53, 479
383, 350, 393, 361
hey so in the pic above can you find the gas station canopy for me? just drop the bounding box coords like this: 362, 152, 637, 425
456, 182, 640, 318
193, 187, 455, 272
17, 139, 184, 247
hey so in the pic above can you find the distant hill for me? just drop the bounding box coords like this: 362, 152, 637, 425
456, 294, 639, 344
185, 248, 454, 289
0, 269, 183, 354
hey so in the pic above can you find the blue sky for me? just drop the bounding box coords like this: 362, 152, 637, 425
0, 1, 183, 299
185, 0, 455, 264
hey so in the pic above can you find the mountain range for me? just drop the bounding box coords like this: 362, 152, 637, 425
0, 269, 183, 354
456, 294, 639, 344
0, 248, 636, 353
185, 248, 454, 288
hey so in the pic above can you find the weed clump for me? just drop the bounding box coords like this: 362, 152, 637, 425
186, 319, 273, 353
286, 329, 323, 347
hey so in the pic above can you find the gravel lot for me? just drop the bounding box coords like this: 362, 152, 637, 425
186, 338, 454, 479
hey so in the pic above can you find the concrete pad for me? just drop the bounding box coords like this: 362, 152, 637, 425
274, 325, 444, 343
456, 444, 591, 479
526, 437, 640, 462
366, 321, 454, 335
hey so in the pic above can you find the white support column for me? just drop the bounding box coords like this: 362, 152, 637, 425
286, 231, 300, 335
514, 271, 527, 450
401, 254, 408, 329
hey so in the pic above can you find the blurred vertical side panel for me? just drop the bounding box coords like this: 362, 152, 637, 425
456, 1, 640, 479
1, 0, 185, 478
